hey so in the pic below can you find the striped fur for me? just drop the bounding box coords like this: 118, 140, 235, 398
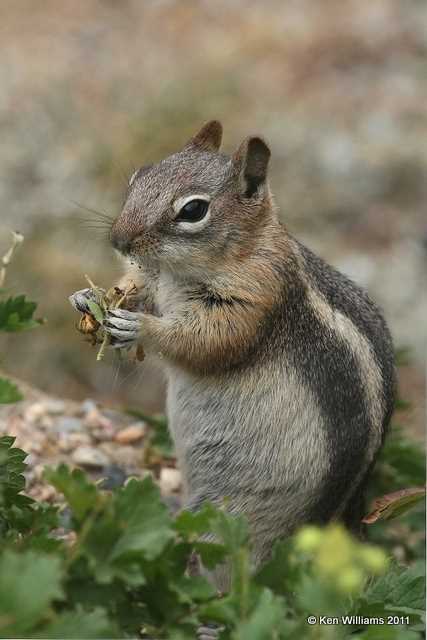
109, 121, 396, 591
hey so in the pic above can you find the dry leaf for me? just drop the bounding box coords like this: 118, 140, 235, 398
362, 486, 426, 524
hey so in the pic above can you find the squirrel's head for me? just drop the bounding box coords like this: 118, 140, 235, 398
110, 120, 273, 278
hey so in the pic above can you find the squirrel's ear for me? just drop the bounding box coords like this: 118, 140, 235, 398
233, 136, 271, 197
184, 120, 223, 152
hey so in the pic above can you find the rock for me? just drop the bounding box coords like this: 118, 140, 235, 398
68, 433, 91, 446
24, 402, 46, 424
38, 485, 57, 501
53, 416, 83, 434
27, 440, 43, 454
72, 445, 109, 469
99, 442, 143, 469
43, 399, 66, 415
115, 423, 145, 444
84, 407, 114, 430
98, 465, 128, 490
91, 428, 115, 442
39, 415, 54, 430
84, 408, 116, 441
80, 398, 98, 415
57, 432, 91, 453
159, 468, 181, 495
33, 463, 47, 480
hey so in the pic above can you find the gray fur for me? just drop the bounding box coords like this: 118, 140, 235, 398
71, 121, 396, 596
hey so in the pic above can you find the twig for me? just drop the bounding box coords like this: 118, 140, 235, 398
0, 232, 24, 288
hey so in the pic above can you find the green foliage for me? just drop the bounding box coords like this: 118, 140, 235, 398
0, 278, 42, 404
0, 436, 59, 546
0, 436, 424, 639
0, 294, 42, 332
367, 425, 426, 560
0, 377, 22, 404
87, 300, 105, 323
373, 426, 425, 491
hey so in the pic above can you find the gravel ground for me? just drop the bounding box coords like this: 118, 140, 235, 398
0, 376, 182, 509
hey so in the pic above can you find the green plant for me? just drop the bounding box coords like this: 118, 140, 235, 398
0, 436, 424, 640
0, 232, 43, 404
367, 425, 426, 561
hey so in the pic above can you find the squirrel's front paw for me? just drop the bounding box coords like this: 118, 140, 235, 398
103, 308, 142, 349
69, 288, 97, 314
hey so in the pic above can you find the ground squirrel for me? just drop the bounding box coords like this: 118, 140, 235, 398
70, 120, 395, 594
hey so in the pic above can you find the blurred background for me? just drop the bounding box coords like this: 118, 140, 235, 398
0, 0, 425, 437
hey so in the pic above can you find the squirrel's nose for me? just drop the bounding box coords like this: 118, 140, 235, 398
110, 228, 133, 254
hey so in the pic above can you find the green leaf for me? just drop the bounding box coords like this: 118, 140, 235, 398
212, 510, 250, 554
35, 607, 115, 639
172, 575, 216, 603
0, 550, 63, 636
0, 436, 27, 480
194, 541, 228, 570
45, 465, 101, 523
394, 397, 411, 411
0, 295, 41, 332
87, 300, 104, 323
57, 475, 176, 585
175, 503, 219, 538
358, 626, 421, 639
256, 539, 301, 595
0, 378, 22, 404
374, 427, 426, 490
175, 505, 228, 568
0, 436, 40, 535
233, 588, 287, 640
356, 563, 426, 626
110, 477, 174, 561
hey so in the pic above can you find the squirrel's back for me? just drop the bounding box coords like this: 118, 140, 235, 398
262, 236, 395, 526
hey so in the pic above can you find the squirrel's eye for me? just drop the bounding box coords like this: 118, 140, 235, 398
176, 199, 209, 223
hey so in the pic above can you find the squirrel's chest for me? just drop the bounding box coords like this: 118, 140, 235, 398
156, 272, 189, 315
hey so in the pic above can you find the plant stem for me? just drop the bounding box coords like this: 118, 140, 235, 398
0, 232, 24, 288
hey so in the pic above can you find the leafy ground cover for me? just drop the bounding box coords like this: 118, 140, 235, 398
0, 434, 425, 640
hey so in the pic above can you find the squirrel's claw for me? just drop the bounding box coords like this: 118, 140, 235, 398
103, 308, 142, 349
69, 288, 96, 313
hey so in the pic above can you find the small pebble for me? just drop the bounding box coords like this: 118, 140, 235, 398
115, 423, 146, 444
84, 407, 114, 431
38, 485, 57, 501
39, 415, 54, 430
58, 432, 90, 452
72, 445, 109, 469
91, 427, 116, 442
98, 465, 128, 490
53, 416, 83, 434
68, 433, 92, 447
24, 402, 46, 424
43, 399, 66, 415
81, 398, 98, 415
159, 468, 181, 494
